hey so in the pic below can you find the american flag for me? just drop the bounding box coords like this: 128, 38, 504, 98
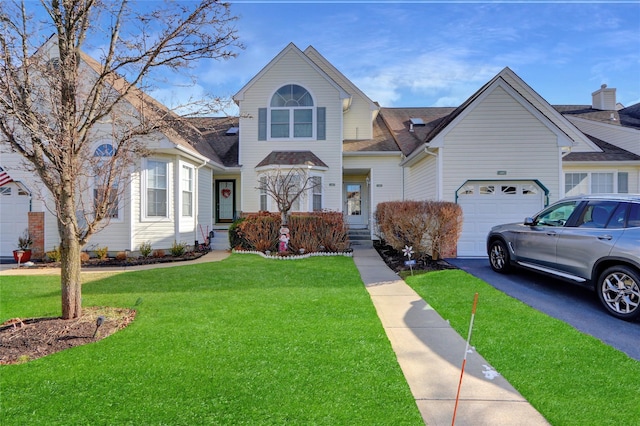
0, 166, 14, 187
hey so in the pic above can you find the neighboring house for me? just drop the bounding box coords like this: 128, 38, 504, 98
1, 42, 638, 258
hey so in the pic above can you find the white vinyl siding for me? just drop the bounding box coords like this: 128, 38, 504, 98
303, 47, 375, 141
238, 48, 343, 214
440, 86, 562, 205
404, 155, 438, 200
566, 116, 640, 156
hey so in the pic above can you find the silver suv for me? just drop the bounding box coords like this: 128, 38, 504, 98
487, 194, 640, 321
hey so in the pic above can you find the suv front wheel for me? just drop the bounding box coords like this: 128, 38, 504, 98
597, 266, 640, 321
489, 240, 511, 273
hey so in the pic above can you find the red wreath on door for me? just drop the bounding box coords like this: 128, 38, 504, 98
221, 188, 231, 198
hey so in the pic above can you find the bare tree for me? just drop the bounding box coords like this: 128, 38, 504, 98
0, 0, 242, 319
257, 167, 321, 226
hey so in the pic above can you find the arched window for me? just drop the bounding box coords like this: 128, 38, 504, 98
94, 143, 115, 157
269, 84, 314, 139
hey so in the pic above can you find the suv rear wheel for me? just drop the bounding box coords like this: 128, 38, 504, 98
597, 266, 640, 321
489, 240, 511, 273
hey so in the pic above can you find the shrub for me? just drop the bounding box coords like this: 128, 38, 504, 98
139, 241, 152, 258
152, 249, 165, 258
170, 241, 187, 257
228, 217, 249, 250
237, 212, 279, 252
375, 200, 463, 259
94, 246, 109, 260
46, 246, 62, 262
313, 211, 350, 252
115, 251, 128, 261
288, 212, 349, 253
80, 252, 90, 262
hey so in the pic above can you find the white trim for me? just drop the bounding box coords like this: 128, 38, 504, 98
343, 151, 403, 157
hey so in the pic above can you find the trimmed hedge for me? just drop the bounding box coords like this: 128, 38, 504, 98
229, 211, 349, 253
375, 200, 463, 259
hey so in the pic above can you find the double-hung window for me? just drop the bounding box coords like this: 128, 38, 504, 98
565, 171, 629, 196
311, 176, 322, 211
181, 165, 193, 217
93, 143, 119, 219
259, 176, 268, 211
146, 160, 168, 217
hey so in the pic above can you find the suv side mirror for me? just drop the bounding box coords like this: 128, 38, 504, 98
524, 217, 535, 226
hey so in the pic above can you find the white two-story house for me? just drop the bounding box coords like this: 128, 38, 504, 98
1, 42, 638, 258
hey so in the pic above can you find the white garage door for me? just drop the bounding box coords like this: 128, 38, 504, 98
0, 184, 30, 257
457, 181, 544, 257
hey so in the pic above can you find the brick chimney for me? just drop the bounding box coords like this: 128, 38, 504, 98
591, 84, 617, 110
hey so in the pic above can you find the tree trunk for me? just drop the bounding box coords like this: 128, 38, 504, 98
60, 234, 82, 319
59, 190, 83, 320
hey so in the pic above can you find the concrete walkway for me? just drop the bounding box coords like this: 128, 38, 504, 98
352, 245, 550, 426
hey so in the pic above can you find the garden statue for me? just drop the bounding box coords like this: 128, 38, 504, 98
279, 227, 290, 253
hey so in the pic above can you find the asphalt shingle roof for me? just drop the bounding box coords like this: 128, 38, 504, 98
256, 151, 328, 168
343, 113, 402, 153
186, 117, 240, 167
563, 134, 640, 162
377, 107, 455, 156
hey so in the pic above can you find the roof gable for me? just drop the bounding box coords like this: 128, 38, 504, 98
303, 46, 377, 112
77, 50, 214, 164
233, 43, 350, 102
426, 74, 576, 149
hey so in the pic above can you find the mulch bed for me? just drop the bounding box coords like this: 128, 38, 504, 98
0, 307, 136, 365
373, 241, 457, 274
32, 251, 207, 269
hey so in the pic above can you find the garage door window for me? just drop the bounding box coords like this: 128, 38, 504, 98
480, 185, 494, 195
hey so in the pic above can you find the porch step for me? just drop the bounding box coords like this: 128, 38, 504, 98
348, 228, 371, 240
210, 229, 230, 251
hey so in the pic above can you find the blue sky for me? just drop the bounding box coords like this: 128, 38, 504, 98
26, 1, 640, 115
159, 0, 638, 116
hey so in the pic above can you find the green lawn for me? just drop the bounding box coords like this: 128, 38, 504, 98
406, 269, 640, 426
0, 255, 422, 425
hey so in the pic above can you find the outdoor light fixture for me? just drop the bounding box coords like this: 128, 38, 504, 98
93, 316, 105, 339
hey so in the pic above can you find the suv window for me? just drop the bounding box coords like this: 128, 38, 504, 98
575, 201, 618, 228
536, 201, 579, 227
628, 203, 640, 228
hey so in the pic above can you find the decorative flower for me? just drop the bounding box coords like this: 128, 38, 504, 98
402, 245, 414, 258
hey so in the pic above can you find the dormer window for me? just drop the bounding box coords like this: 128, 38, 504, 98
258, 84, 325, 141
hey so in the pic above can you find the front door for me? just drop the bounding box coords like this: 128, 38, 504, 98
344, 182, 366, 227
215, 180, 235, 223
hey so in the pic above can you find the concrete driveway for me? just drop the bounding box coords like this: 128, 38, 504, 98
447, 258, 640, 362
